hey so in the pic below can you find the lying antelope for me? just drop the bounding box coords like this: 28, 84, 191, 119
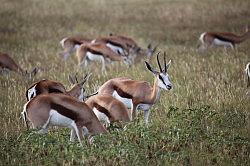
98, 52, 172, 124
94, 34, 157, 63
26, 74, 88, 101
22, 93, 108, 146
198, 26, 250, 52
0, 52, 37, 77
245, 62, 250, 97
85, 94, 132, 127
59, 37, 92, 60
76, 43, 131, 73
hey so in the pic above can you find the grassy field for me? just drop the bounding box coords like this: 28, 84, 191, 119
0, 0, 249, 165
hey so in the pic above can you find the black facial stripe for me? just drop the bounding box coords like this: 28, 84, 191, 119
159, 75, 167, 86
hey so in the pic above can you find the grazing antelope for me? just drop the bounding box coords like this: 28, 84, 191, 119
59, 37, 92, 60
98, 52, 172, 125
26, 74, 89, 101
22, 93, 108, 146
76, 43, 132, 73
198, 26, 250, 52
94, 34, 157, 63
85, 94, 132, 127
245, 62, 250, 97
0, 52, 37, 77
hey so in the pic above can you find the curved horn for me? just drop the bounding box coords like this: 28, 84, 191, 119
164, 52, 167, 73
156, 52, 163, 72
74, 73, 78, 83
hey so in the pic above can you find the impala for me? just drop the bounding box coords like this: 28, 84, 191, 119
98, 52, 172, 124
26, 74, 89, 101
198, 26, 250, 51
21, 93, 108, 146
0, 52, 37, 77
85, 94, 132, 127
59, 36, 92, 60
76, 43, 132, 73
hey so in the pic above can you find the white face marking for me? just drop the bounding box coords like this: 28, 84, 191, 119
112, 91, 132, 109
78, 88, 84, 101
27, 84, 37, 101
137, 103, 151, 111
86, 52, 104, 62
158, 73, 172, 90
213, 38, 233, 48
106, 43, 125, 55
49, 109, 74, 128
93, 107, 110, 126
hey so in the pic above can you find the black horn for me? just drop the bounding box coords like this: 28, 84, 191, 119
156, 52, 163, 72
164, 52, 167, 73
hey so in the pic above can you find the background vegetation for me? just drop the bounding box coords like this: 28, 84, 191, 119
0, 0, 249, 165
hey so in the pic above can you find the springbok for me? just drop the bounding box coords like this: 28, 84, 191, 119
0, 52, 37, 77
59, 37, 92, 60
93, 34, 157, 63
197, 26, 250, 52
76, 43, 132, 73
22, 93, 108, 146
26, 74, 89, 101
98, 52, 172, 125
245, 62, 250, 97
85, 94, 132, 127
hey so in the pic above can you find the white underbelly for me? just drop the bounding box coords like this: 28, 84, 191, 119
86, 52, 104, 61
112, 91, 132, 109
213, 38, 232, 46
106, 43, 125, 55
49, 109, 74, 128
93, 107, 110, 125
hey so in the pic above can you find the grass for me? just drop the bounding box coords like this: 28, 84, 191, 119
0, 0, 249, 165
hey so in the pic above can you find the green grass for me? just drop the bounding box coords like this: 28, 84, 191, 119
0, 0, 249, 165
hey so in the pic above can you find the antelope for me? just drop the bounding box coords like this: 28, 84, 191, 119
93, 34, 157, 63
21, 93, 108, 146
98, 52, 172, 125
0, 52, 37, 77
245, 62, 250, 97
76, 43, 132, 73
85, 94, 132, 127
59, 37, 92, 60
197, 26, 250, 52
26, 74, 89, 101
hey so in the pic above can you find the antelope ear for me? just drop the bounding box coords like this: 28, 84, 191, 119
68, 75, 75, 85
145, 61, 157, 75
147, 43, 152, 49
165, 60, 171, 71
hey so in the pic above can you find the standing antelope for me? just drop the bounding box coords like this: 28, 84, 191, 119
22, 93, 108, 146
245, 62, 250, 97
198, 26, 250, 52
98, 52, 172, 125
59, 37, 92, 60
76, 43, 131, 73
0, 52, 37, 77
85, 94, 132, 127
26, 74, 89, 101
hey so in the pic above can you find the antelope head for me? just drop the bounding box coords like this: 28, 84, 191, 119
68, 73, 90, 101
145, 52, 172, 90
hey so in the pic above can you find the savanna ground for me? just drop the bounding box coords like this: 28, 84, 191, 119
0, 0, 249, 165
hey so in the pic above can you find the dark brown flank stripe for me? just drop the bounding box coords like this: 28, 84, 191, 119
51, 102, 78, 120
86, 47, 103, 55
114, 85, 133, 99
107, 40, 123, 48
92, 103, 112, 119
213, 34, 235, 43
